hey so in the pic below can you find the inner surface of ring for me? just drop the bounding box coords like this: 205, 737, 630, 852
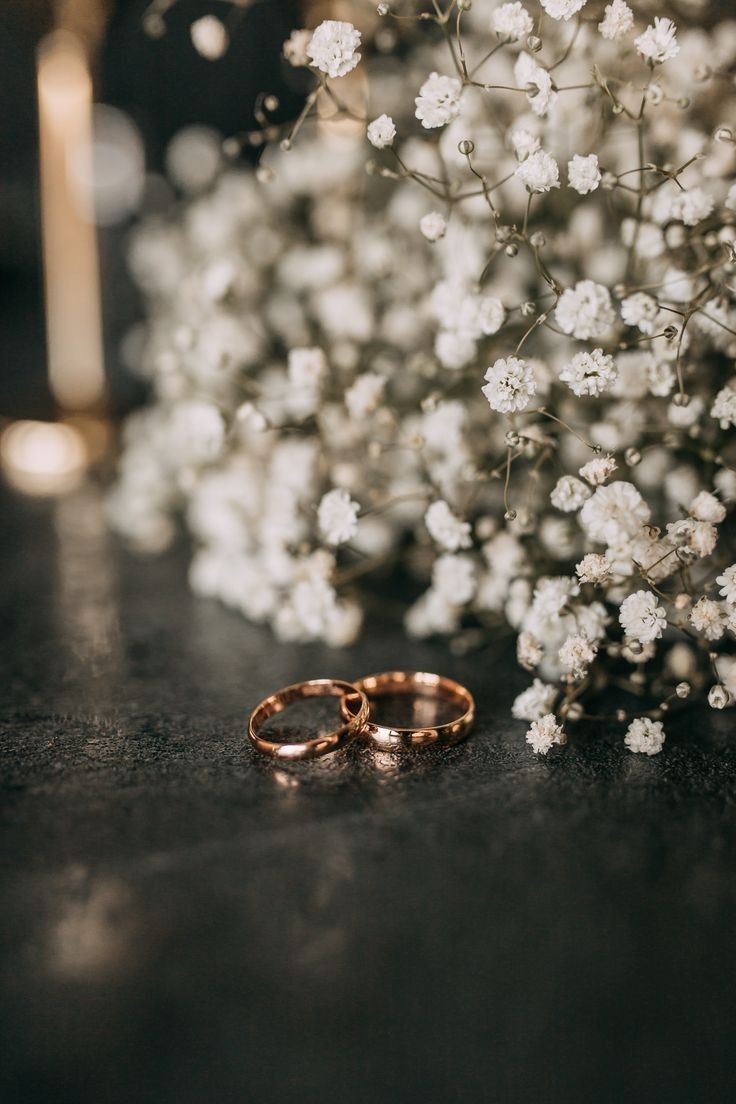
257, 687, 362, 746
345, 677, 469, 730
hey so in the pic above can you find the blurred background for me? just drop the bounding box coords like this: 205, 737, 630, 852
0, 0, 309, 425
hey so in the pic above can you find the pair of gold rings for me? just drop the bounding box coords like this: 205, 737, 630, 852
248, 671, 475, 761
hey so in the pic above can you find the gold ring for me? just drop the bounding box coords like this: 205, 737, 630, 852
248, 679, 369, 761
340, 671, 475, 751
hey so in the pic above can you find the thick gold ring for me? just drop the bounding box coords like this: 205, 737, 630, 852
248, 678, 369, 761
339, 671, 475, 751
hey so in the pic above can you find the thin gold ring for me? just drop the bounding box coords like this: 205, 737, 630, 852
248, 678, 369, 761
339, 671, 475, 751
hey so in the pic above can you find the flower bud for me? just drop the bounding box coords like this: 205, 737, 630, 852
708, 684, 731, 710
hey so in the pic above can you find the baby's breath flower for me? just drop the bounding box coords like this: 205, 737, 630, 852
318, 488, 360, 545
288, 346, 327, 388
711, 383, 736, 429
492, 2, 533, 40
526, 713, 566, 754
559, 633, 597, 679
559, 348, 616, 396
345, 373, 385, 420
511, 128, 540, 160
575, 553, 612, 586
283, 28, 312, 67
567, 154, 601, 195
690, 597, 724, 641
432, 553, 476, 604
517, 630, 543, 670
624, 717, 665, 755
420, 211, 448, 242
598, 0, 633, 41
307, 20, 362, 78
550, 475, 591, 512
689, 491, 726, 524
621, 293, 658, 334
579, 456, 617, 485
635, 18, 679, 65
716, 564, 736, 605
580, 481, 650, 546
555, 281, 615, 340
619, 589, 667, 644
482, 356, 536, 414
540, 0, 587, 20
415, 72, 462, 129
367, 114, 396, 149
425, 500, 472, 551
512, 678, 557, 720
514, 53, 558, 117
515, 149, 560, 193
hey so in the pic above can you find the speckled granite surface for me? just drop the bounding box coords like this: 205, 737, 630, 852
1, 485, 735, 1104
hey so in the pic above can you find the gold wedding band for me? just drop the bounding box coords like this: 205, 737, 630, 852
340, 670, 475, 751
248, 678, 369, 761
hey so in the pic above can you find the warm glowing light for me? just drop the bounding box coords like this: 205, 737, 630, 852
0, 420, 88, 496
38, 31, 105, 411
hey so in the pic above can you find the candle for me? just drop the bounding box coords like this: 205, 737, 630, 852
37, 31, 105, 412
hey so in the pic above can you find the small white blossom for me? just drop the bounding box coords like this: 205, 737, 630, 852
711, 384, 736, 429
367, 114, 396, 149
415, 72, 462, 129
559, 633, 597, 679
550, 476, 591, 512
559, 349, 617, 397
540, 0, 587, 19
425, 500, 472, 552
621, 293, 659, 334
514, 53, 558, 117
345, 373, 385, 420
579, 456, 617, 486
716, 564, 736, 604
283, 28, 312, 67
307, 20, 361, 78
288, 346, 327, 388
598, 0, 633, 40
690, 597, 724, 641
318, 488, 360, 545
492, 2, 534, 40
420, 211, 448, 242
190, 16, 228, 59
635, 18, 679, 64
567, 154, 601, 195
482, 356, 536, 414
689, 491, 725, 524
526, 713, 566, 754
432, 554, 476, 604
555, 281, 615, 340
512, 678, 557, 721
575, 553, 612, 586
511, 128, 540, 160
515, 149, 560, 193
619, 589, 667, 644
624, 717, 665, 755
517, 631, 543, 670
580, 482, 651, 546
666, 518, 717, 559
670, 188, 714, 227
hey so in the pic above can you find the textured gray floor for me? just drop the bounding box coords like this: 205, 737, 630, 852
1, 485, 735, 1104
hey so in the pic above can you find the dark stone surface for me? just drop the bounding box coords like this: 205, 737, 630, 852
1, 485, 735, 1104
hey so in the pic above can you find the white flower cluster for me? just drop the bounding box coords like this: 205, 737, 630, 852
116, 8, 736, 754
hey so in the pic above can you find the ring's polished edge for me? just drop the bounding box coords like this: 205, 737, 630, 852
248, 678, 369, 761
340, 671, 475, 751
